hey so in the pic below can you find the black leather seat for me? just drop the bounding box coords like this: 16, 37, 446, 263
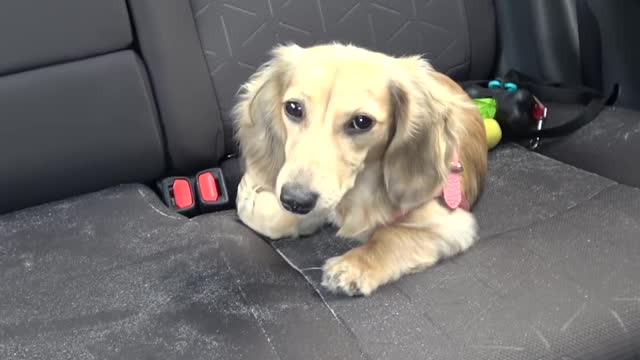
1, 1, 639, 359
540, 104, 640, 188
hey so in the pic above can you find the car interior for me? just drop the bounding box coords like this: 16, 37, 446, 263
1, 0, 639, 359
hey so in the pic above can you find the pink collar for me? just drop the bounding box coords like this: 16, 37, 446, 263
393, 150, 468, 222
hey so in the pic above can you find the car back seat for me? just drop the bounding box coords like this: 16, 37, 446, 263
0, 0, 166, 214
493, 0, 640, 188
539, 103, 640, 188
1, 1, 639, 359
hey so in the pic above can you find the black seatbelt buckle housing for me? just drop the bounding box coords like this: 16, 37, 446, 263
156, 176, 198, 217
195, 167, 230, 213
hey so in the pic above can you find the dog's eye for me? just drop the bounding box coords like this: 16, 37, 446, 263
347, 115, 375, 133
284, 101, 304, 120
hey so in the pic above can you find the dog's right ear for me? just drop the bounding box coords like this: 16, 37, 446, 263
383, 56, 461, 211
232, 44, 303, 188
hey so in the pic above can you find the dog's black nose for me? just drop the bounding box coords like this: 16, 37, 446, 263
280, 183, 319, 215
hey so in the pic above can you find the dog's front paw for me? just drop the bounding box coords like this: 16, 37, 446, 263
236, 176, 257, 224
235, 175, 304, 240
321, 250, 381, 296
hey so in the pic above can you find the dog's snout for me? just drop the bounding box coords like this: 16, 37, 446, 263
280, 183, 319, 215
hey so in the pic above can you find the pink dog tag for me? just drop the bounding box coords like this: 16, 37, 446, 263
443, 151, 468, 210
392, 150, 469, 223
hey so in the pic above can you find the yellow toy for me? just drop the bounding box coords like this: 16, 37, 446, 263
474, 98, 502, 150
484, 118, 502, 149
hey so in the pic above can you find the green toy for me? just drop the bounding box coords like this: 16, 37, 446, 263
474, 98, 502, 150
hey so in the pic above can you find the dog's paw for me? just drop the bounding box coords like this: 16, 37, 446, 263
236, 183, 252, 220
235, 175, 302, 240
321, 251, 380, 296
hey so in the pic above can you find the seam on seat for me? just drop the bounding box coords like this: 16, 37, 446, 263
269, 245, 373, 360
136, 188, 184, 220
219, 250, 284, 360
0, 48, 128, 79
187, 0, 228, 156
123, 1, 174, 171
445, 60, 470, 77
460, 0, 473, 79
130, 55, 172, 172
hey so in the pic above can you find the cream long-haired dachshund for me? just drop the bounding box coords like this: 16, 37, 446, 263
233, 43, 487, 296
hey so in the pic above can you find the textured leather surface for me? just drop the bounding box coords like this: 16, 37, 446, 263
2, 145, 639, 359
463, 0, 498, 80
0, 185, 366, 360
0, 0, 132, 76
539, 105, 640, 188
3, 1, 639, 358
128, 0, 226, 172
272, 144, 640, 360
588, 0, 640, 111
495, 0, 583, 86
0, 52, 165, 214
190, 0, 496, 154
496, 1, 640, 111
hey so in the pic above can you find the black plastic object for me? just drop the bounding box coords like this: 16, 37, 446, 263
156, 176, 198, 217
463, 83, 539, 138
463, 70, 619, 142
195, 167, 230, 213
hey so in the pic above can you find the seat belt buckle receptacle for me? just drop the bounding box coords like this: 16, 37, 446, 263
157, 176, 198, 216
195, 167, 230, 212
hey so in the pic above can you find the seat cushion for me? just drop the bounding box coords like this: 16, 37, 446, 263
2, 145, 638, 360
272, 144, 640, 360
538, 105, 640, 188
0, 185, 365, 360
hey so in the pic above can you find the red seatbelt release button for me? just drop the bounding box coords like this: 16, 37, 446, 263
172, 179, 193, 209
197, 172, 219, 202
195, 168, 230, 212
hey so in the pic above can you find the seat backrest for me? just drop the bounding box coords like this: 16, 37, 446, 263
187, 0, 497, 155
0, 0, 166, 214
128, 0, 226, 173
130, 0, 498, 202
1, 0, 497, 214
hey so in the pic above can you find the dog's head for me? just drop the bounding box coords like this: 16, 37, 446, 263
233, 43, 468, 216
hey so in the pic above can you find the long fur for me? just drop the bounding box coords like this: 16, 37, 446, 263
233, 43, 488, 296
232, 44, 302, 189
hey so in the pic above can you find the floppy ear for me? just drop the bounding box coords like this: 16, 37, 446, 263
232, 44, 303, 188
383, 57, 464, 211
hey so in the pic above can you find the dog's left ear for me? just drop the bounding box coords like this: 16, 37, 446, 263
232, 44, 304, 187
383, 57, 464, 211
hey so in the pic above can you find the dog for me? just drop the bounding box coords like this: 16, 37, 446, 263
233, 43, 487, 296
